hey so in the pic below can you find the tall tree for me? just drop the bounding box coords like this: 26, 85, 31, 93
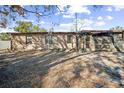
32, 25, 40, 32
14, 21, 33, 32
40, 28, 47, 32
32, 25, 47, 32
110, 26, 124, 31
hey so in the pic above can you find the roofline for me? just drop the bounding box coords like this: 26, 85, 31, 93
9, 30, 124, 35
81, 30, 111, 31
10, 32, 77, 35
80, 30, 124, 32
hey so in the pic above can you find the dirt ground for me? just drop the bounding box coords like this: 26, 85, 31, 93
0, 49, 124, 88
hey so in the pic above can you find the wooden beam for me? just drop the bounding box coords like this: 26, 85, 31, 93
122, 31, 124, 40
10, 35, 13, 50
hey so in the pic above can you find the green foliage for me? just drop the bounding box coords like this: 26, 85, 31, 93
14, 21, 33, 33
32, 25, 40, 32
14, 21, 47, 33
40, 28, 47, 32
0, 33, 10, 41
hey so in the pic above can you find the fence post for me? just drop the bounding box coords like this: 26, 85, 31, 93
76, 34, 79, 51
10, 34, 13, 50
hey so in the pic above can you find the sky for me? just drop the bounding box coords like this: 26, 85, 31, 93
1, 5, 124, 32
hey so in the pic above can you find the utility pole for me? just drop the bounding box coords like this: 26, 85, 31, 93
75, 13, 78, 33
48, 22, 55, 50
75, 13, 79, 51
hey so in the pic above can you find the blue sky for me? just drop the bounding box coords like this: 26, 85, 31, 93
1, 5, 124, 32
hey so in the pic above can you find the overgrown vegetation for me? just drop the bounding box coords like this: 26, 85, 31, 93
0, 33, 10, 41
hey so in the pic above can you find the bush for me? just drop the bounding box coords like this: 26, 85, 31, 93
0, 33, 10, 41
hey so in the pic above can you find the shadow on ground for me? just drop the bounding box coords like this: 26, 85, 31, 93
0, 50, 75, 87
0, 50, 124, 88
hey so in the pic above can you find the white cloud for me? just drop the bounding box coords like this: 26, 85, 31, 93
76, 19, 93, 30
97, 15, 113, 21
112, 5, 124, 11
82, 19, 93, 26
40, 21, 45, 24
54, 5, 67, 16
19, 19, 34, 22
106, 15, 113, 20
54, 28, 70, 32
54, 23, 72, 32
95, 21, 106, 26
56, 18, 93, 31
68, 5, 91, 14
82, 27, 93, 30
106, 7, 113, 12
60, 19, 93, 27
97, 16, 103, 20
60, 23, 73, 27
57, 5, 91, 15
68, 5, 91, 15
63, 14, 74, 18
0, 28, 15, 33
62, 5, 91, 19
55, 12, 60, 15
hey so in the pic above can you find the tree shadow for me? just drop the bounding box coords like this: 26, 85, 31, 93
112, 52, 124, 61
12, 36, 27, 50
101, 55, 123, 65
0, 50, 124, 87
93, 55, 123, 87
0, 50, 76, 87
47, 52, 95, 69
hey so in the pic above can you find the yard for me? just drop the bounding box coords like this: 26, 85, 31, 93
0, 50, 124, 88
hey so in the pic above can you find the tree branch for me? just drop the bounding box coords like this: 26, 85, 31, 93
21, 6, 55, 17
